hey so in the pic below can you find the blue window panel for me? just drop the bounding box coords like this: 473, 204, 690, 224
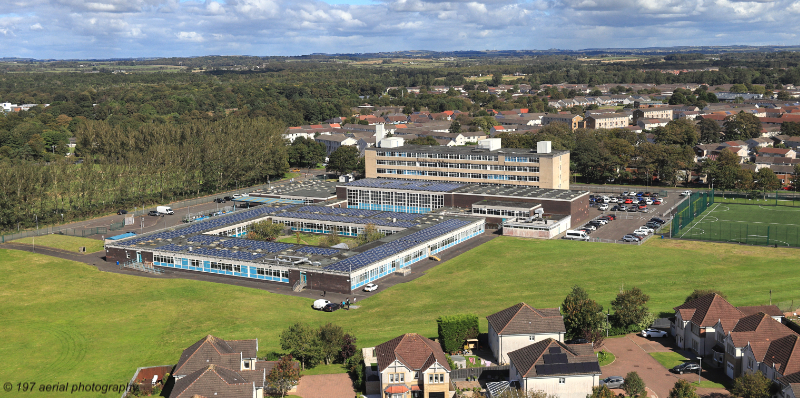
204, 261, 210, 269
181, 258, 188, 266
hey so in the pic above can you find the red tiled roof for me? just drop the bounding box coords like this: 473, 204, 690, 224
385, 385, 409, 394
487, 303, 565, 335
674, 293, 743, 330
375, 333, 451, 373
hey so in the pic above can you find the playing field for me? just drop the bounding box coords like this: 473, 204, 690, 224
674, 203, 800, 247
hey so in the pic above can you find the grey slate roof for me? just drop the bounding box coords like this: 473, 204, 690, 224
507, 338, 599, 378
170, 364, 263, 398
487, 303, 565, 335
174, 335, 257, 377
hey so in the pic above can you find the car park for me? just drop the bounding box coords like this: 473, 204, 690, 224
600, 376, 625, 389
364, 283, 378, 292
641, 328, 668, 338
313, 299, 331, 310
148, 210, 159, 216
598, 204, 609, 211
117, 209, 128, 215
671, 362, 701, 374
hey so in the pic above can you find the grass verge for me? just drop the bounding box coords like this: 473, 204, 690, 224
14, 234, 105, 253
597, 350, 615, 367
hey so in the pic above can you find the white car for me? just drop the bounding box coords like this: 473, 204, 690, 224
642, 328, 669, 338
598, 204, 609, 211
608, 197, 618, 203
633, 228, 651, 236
364, 283, 378, 292
637, 226, 654, 234
582, 225, 597, 231
622, 191, 629, 196
644, 198, 653, 205
312, 299, 330, 310
680, 190, 692, 196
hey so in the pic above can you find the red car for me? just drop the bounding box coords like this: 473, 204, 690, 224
653, 200, 662, 205
638, 205, 647, 210
624, 199, 633, 204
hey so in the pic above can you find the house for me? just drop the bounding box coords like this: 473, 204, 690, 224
506, 338, 600, 398
584, 114, 629, 130
486, 303, 566, 365
759, 147, 797, 159
714, 311, 794, 378
672, 294, 744, 356
777, 372, 800, 398
315, 134, 358, 155
637, 118, 670, 130
742, 334, 800, 382
170, 335, 268, 398
541, 114, 583, 131
633, 108, 673, 125
747, 137, 774, 150
372, 333, 451, 398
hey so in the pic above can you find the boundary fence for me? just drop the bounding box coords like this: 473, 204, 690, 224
671, 191, 714, 235
713, 191, 800, 207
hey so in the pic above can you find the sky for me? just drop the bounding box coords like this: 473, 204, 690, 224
1, 0, 799, 59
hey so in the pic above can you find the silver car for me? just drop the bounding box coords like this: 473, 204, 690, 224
600, 376, 625, 389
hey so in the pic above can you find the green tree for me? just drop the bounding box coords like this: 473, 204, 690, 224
492, 72, 503, 86
319, 230, 341, 248
731, 370, 774, 398
792, 164, 800, 188
780, 121, 800, 137
406, 136, 439, 146
723, 112, 761, 141
702, 149, 742, 190
668, 379, 699, 398
326, 145, 360, 175
246, 220, 285, 241
561, 286, 605, 339
754, 167, 781, 193
345, 349, 365, 392
777, 91, 793, 101
355, 223, 383, 246
654, 119, 699, 146
610, 287, 650, 330
449, 120, 462, 134
698, 118, 721, 143
287, 137, 326, 169
339, 333, 358, 362
623, 371, 647, 398
280, 322, 321, 370
266, 355, 300, 397
318, 323, 345, 365
590, 385, 616, 398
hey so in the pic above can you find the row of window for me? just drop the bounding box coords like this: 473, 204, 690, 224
153, 254, 174, 264
376, 159, 539, 172
275, 219, 397, 237
210, 261, 242, 273
472, 208, 529, 217
346, 189, 444, 210
376, 151, 499, 161
505, 156, 540, 163
257, 268, 289, 279
152, 255, 289, 280
376, 169, 539, 181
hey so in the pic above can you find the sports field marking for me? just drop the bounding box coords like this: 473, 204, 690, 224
758, 205, 800, 212
718, 206, 730, 212
680, 203, 719, 238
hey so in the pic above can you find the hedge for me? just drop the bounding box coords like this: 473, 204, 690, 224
437, 314, 479, 354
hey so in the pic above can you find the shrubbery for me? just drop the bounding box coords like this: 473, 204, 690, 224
437, 314, 479, 354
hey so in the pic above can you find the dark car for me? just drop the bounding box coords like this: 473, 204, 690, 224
148, 210, 160, 216
214, 198, 226, 203
565, 338, 589, 344
650, 217, 666, 225
223, 196, 234, 201
645, 221, 662, 229
323, 303, 342, 312
611, 205, 622, 211
627, 207, 638, 212
600, 376, 625, 389
672, 362, 701, 374
117, 209, 128, 215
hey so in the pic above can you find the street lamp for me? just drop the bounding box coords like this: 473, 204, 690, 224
697, 356, 702, 384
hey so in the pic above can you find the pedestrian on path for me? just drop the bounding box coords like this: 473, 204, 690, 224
322, 290, 326, 297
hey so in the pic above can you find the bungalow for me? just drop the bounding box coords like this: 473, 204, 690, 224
372, 333, 451, 398
507, 339, 600, 398
487, 303, 566, 365
747, 137, 774, 151
758, 147, 796, 159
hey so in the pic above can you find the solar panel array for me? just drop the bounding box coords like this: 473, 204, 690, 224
118, 205, 295, 246
215, 238, 294, 253
180, 247, 269, 262
345, 178, 465, 192
295, 246, 340, 256
187, 235, 223, 245
158, 244, 187, 252
534, 362, 600, 376
296, 206, 380, 217
324, 218, 475, 273
371, 211, 425, 221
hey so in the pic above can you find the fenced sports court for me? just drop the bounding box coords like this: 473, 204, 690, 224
671, 190, 800, 247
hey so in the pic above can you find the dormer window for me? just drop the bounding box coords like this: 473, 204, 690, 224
244, 361, 250, 369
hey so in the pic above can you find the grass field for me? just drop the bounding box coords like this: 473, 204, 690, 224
2, 237, 800, 395
14, 234, 105, 253
674, 202, 800, 247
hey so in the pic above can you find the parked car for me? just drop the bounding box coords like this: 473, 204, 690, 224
148, 210, 159, 216
645, 221, 662, 229
638, 205, 647, 210
214, 198, 226, 203
627, 207, 639, 212
598, 204, 609, 211
636, 192, 644, 196
582, 225, 597, 231
672, 362, 701, 374
117, 209, 128, 215
611, 205, 623, 211
641, 328, 669, 338
618, 205, 627, 211
622, 191, 629, 196
640, 208, 650, 213
223, 196, 234, 201
323, 303, 342, 312
232, 194, 242, 198
313, 299, 331, 310
650, 218, 666, 225
608, 197, 618, 203
602, 214, 617, 221
643, 192, 652, 197
364, 283, 378, 292
600, 376, 625, 389
622, 235, 640, 242
644, 198, 653, 205
633, 228, 651, 236
578, 228, 593, 235
624, 198, 633, 204
652, 199, 662, 205
637, 226, 654, 234
680, 190, 692, 196
565, 338, 589, 344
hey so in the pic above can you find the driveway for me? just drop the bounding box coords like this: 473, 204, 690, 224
600, 335, 729, 398
289, 373, 356, 398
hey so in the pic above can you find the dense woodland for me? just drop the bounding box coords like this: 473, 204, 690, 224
3, 51, 800, 232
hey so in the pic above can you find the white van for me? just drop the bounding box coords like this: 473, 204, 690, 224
156, 206, 174, 215
564, 230, 590, 241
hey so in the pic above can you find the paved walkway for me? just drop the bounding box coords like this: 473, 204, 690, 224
601, 335, 729, 398
289, 373, 356, 398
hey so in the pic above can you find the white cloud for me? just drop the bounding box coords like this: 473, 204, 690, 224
30, 23, 44, 30
176, 31, 204, 41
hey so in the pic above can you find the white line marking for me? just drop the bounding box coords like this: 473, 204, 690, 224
680, 203, 719, 238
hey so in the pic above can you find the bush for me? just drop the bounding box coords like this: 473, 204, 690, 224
623, 371, 647, 398
437, 314, 479, 354
346, 349, 365, 392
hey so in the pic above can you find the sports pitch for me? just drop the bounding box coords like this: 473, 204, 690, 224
675, 202, 800, 247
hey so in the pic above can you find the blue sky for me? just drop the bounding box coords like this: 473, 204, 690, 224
1, 0, 798, 59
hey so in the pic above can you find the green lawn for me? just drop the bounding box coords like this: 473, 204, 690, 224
674, 202, 800, 247
2, 237, 800, 395
597, 351, 615, 367
299, 363, 348, 376
277, 233, 359, 248
650, 352, 688, 369
14, 234, 105, 253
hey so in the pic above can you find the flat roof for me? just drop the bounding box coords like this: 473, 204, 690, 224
341, 178, 589, 202
254, 180, 339, 200
366, 144, 569, 158
472, 200, 541, 210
